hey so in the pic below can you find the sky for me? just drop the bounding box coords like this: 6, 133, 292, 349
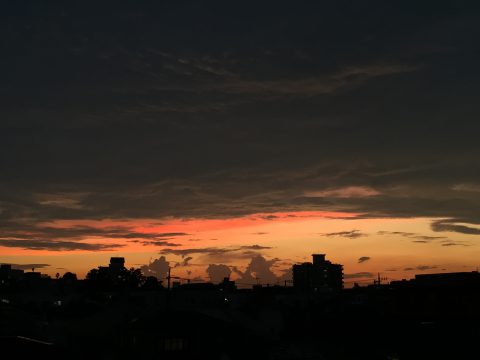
1, 1, 480, 286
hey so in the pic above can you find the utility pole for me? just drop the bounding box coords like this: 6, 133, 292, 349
167, 267, 171, 291
166, 267, 172, 312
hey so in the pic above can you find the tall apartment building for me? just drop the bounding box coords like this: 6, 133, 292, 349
292, 254, 343, 292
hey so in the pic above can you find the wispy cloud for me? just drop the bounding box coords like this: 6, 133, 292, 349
305, 186, 381, 199
0, 239, 123, 251
358, 256, 371, 264
2, 263, 51, 270
344, 272, 374, 279
377, 231, 447, 241
404, 265, 438, 271
0, 224, 189, 251
322, 230, 367, 239
160, 244, 273, 262
431, 219, 480, 235
36, 192, 89, 210
452, 183, 480, 193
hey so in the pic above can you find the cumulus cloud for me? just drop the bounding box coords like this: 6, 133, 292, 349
232, 255, 279, 285
140, 256, 170, 280
175, 256, 193, 267
206, 264, 231, 283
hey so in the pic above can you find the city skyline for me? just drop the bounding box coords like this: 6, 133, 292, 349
1, 213, 478, 286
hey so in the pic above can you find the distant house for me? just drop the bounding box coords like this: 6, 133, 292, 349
292, 254, 343, 292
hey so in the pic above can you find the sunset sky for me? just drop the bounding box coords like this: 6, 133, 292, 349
2, 1, 480, 286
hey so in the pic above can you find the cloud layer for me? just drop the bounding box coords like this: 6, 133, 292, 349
1, 1, 480, 253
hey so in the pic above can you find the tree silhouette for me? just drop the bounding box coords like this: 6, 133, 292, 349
62, 272, 77, 282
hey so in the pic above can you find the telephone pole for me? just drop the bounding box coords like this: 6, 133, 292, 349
167, 267, 171, 291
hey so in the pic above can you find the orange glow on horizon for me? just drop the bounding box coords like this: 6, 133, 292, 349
1, 212, 479, 286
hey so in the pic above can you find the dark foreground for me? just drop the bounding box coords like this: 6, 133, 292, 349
1, 276, 480, 359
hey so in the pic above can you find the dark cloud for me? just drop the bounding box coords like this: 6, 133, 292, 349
0, 239, 123, 251
0, 225, 187, 251
322, 230, 366, 239
1, 1, 480, 249
431, 219, 480, 235
358, 256, 371, 264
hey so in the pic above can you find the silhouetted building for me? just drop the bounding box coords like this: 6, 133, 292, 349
292, 254, 343, 292
109, 257, 125, 271
1, 265, 14, 283
0, 264, 25, 284
24, 271, 42, 281
219, 277, 236, 292
391, 271, 480, 288
415, 271, 480, 285
0, 263, 11, 273
98, 257, 126, 277
89, 257, 128, 287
